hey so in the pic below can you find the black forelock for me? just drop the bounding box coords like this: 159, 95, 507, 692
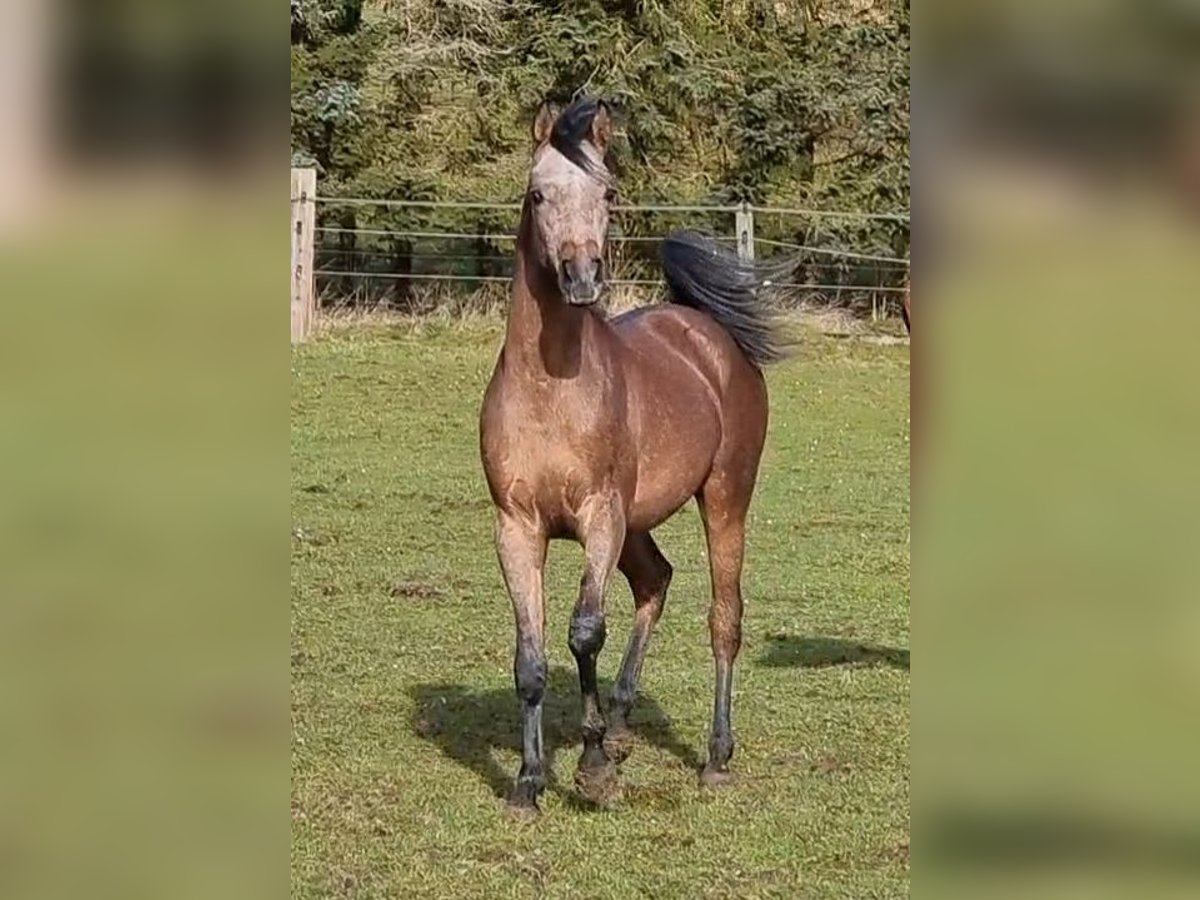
548, 96, 611, 182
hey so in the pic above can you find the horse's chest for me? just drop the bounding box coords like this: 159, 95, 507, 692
493, 414, 614, 480
483, 401, 628, 519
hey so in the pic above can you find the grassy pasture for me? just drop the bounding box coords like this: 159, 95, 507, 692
291, 320, 909, 898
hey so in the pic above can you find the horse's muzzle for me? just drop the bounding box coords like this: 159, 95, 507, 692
559, 257, 604, 306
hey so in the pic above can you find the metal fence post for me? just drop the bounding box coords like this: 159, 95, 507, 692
735, 202, 755, 261
291, 167, 317, 343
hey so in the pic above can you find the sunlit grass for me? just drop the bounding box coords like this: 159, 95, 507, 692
291, 321, 909, 898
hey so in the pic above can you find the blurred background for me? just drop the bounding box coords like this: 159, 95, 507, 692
1, 2, 282, 899
917, 0, 1200, 896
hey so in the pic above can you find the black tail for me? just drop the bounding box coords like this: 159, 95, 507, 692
660, 230, 790, 368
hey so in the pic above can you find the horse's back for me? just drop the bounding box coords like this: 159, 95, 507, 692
611, 304, 766, 401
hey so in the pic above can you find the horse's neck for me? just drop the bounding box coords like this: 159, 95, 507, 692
503, 224, 591, 380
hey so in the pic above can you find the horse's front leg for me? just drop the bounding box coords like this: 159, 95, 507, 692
569, 494, 626, 805
496, 511, 549, 814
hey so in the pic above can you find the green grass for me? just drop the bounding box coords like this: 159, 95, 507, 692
291, 320, 910, 899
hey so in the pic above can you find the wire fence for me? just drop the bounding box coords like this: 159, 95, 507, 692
309, 195, 910, 319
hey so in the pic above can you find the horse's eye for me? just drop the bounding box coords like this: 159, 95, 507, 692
604, 189, 617, 204
530, 189, 545, 206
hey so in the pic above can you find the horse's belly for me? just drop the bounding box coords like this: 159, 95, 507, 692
626, 407, 720, 531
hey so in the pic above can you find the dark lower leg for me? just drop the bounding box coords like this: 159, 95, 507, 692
609, 623, 650, 726
609, 534, 671, 739
570, 595, 623, 805
608, 599, 664, 739
495, 513, 548, 810
701, 615, 740, 785
569, 502, 625, 801
568, 600, 608, 771
706, 651, 736, 774
511, 641, 546, 807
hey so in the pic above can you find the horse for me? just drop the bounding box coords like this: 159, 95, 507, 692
479, 96, 787, 814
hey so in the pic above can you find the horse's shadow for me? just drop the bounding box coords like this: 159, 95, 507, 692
410, 667, 701, 800
758, 634, 910, 670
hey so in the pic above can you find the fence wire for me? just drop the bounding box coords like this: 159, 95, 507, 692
311, 195, 909, 317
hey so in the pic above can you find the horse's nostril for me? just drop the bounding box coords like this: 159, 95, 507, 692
593, 258, 604, 281
559, 260, 572, 282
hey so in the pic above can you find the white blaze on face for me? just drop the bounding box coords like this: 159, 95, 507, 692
528, 144, 611, 274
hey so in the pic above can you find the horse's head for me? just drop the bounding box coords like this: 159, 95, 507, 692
525, 97, 615, 306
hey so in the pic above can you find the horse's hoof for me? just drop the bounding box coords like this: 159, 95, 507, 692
603, 726, 634, 763
503, 798, 541, 823
574, 760, 622, 807
506, 774, 544, 819
699, 765, 735, 789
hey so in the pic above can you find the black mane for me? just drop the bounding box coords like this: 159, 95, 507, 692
549, 96, 611, 182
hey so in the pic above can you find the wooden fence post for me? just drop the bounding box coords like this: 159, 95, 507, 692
291, 167, 317, 343
735, 202, 755, 261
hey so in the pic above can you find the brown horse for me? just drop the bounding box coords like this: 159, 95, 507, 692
479, 97, 786, 813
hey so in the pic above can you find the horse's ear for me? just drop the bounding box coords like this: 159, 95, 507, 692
532, 101, 560, 146
590, 100, 614, 155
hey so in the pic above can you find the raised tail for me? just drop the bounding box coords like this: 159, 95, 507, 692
660, 230, 790, 368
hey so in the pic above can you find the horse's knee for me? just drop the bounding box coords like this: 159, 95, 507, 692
514, 645, 546, 705
568, 609, 606, 659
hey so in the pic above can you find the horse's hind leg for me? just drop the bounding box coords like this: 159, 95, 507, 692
697, 470, 755, 787
606, 531, 673, 762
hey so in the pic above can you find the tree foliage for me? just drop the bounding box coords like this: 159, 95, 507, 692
291, 0, 909, 304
